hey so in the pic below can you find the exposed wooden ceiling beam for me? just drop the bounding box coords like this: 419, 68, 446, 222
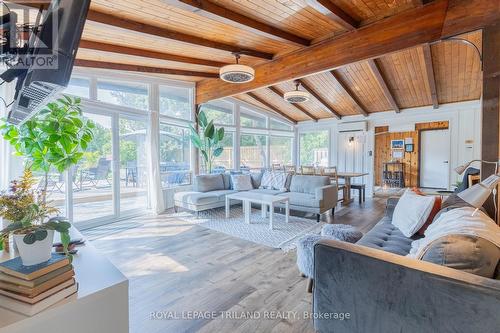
267, 86, 318, 121
74, 59, 220, 78
246, 92, 297, 124
85, 11, 274, 60
307, 0, 359, 30
79, 40, 228, 68
422, 43, 439, 109
366, 59, 400, 113
296, 79, 342, 119
173, 0, 310, 46
196, 0, 499, 104
329, 71, 369, 117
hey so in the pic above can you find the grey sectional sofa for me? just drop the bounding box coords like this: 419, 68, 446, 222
173, 173, 338, 220
313, 196, 500, 333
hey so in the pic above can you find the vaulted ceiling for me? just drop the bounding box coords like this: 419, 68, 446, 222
10, 0, 497, 123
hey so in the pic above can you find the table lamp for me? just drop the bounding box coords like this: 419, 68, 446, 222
457, 174, 500, 219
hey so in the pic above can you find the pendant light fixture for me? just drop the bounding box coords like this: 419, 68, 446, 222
284, 80, 310, 103
219, 52, 255, 83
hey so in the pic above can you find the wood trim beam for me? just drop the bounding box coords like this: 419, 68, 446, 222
84, 11, 274, 60
196, 0, 499, 104
246, 92, 297, 124
267, 86, 318, 121
175, 0, 310, 46
296, 79, 342, 119
366, 59, 400, 113
422, 43, 439, 109
79, 40, 228, 68
74, 59, 220, 78
329, 71, 369, 117
309, 0, 359, 30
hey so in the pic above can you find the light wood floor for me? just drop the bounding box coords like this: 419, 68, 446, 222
86, 197, 386, 333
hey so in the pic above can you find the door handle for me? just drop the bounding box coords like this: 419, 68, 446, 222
443, 161, 449, 163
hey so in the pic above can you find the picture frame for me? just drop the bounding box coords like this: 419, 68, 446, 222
405, 144, 414, 152
392, 150, 404, 159
391, 139, 404, 149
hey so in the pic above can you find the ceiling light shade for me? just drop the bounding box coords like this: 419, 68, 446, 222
219, 53, 254, 83
284, 81, 310, 103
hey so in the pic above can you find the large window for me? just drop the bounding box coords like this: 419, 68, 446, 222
300, 130, 329, 167
201, 100, 233, 125
65, 77, 90, 98
270, 119, 292, 131
97, 80, 149, 111
159, 124, 191, 187
270, 136, 293, 166
240, 108, 266, 128
160, 85, 192, 120
240, 134, 267, 169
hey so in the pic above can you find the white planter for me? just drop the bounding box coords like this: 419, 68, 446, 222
1, 218, 11, 229
13, 230, 54, 266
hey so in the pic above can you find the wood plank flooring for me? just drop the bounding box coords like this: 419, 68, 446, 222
85, 197, 386, 333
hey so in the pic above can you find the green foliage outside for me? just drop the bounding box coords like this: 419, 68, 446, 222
300, 131, 329, 166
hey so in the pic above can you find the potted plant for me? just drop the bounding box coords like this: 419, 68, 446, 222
0, 95, 94, 264
189, 110, 225, 174
0, 169, 71, 265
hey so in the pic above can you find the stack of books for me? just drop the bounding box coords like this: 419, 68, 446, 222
0, 253, 78, 316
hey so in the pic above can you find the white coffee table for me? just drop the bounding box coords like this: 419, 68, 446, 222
225, 192, 289, 230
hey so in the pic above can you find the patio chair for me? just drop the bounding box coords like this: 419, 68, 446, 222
81, 158, 112, 188
300, 165, 316, 175
125, 161, 137, 187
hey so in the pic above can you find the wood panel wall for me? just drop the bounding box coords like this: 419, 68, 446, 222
374, 121, 449, 187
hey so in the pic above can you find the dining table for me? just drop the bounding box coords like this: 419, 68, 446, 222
336, 172, 369, 206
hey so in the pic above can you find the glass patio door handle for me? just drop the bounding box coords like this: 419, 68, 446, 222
443, 161, 449, 163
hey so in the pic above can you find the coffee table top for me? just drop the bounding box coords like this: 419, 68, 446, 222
226, 191, 288, 204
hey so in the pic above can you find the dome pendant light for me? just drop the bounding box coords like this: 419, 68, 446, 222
219, 53, 255, 83
284, 81, 310, 103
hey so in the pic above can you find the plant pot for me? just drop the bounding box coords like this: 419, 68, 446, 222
13, 230, 54, 266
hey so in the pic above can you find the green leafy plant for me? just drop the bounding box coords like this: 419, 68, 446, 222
189, 110, 225, 173
0, 95, 95, 202
0, 169, 71, 257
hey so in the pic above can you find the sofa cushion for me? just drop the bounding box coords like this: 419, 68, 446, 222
357, 221, 414, 256
280, 192, 320, 208
289, 175, 330, 195
421, 235, 500, 278
231, 174, 253, 191
248, 188, 285, 196
174, 190, 236, 205
194, 174, 225, 192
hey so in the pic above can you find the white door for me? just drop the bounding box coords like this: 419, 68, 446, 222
420, 129, 450, 189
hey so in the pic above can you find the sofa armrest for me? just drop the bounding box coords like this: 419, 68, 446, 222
315, 185, 338, 206
313, 239, 500, 333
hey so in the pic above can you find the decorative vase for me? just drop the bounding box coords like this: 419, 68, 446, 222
13, 230, 54, 266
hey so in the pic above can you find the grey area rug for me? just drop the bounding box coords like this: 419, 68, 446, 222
174, 206, 325, 252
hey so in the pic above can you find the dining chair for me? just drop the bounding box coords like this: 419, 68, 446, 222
272, 163, 283, 171
300, 165, 316, 175
322, 166, 346, 203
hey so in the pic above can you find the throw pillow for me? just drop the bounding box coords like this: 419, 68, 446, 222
260, 170, 273, 189
392, 189, 436, 237
231, 174, 253, 191
410, 188, 442, 235
259, 171, 290, 191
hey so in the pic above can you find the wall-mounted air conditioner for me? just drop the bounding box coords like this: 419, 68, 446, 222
338, 121, 367, 133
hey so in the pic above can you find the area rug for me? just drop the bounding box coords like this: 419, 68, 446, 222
174, 206, 325, 252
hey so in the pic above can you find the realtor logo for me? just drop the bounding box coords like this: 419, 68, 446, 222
0, 2, 59, 70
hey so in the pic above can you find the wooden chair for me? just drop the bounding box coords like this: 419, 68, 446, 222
468, 174, 481, 188
300, 165, 316, 175
272, 163, 283, 171
322, 166, 347, 204
350, 184, 366, 204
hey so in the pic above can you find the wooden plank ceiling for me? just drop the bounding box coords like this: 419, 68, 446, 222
11, 0, 488, 122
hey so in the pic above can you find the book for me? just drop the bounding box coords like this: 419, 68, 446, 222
0, 269, 74, 297
0, 278, 75, 304
0, 265, 73, 288
0, 253, 70, 280
0, 282, 78, 316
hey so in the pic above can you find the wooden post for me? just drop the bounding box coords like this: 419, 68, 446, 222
481, 23, 500, 219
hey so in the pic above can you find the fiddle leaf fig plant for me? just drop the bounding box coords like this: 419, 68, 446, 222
189, 110, 225, 173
